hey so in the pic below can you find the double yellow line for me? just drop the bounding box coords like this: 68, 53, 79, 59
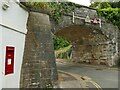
90, 81, 103, 90
80, 76, 102, 90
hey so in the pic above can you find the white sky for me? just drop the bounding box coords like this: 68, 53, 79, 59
68, 0, 91, 6
16, 0, 91, 6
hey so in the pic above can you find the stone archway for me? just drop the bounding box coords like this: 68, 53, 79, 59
20, 5, 119, 88
55, 25, 109, 65
51, 6, 119, 67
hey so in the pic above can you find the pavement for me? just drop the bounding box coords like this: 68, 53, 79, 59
58, 68, 102, 90
58, 70, 88, 89
56, 59, 119, 89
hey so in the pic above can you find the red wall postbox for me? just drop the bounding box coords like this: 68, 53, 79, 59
5, 46, 15, 75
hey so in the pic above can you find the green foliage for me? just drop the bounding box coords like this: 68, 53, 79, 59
90, 2, 100, 8
90, 1, 120, 9
109, 1, 120, 8
21, 1, 49, 9
54, 36, 70, 50
90, 1, 120, 30
97, 7, 120, 29
21, 1, 79, 23
90, 2, 111, 9
99, 2, 111, 9
55, 45, 72, 59
48, 2, 77, 23
45, 83, 53, 89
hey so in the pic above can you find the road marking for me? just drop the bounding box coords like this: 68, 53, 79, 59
90, 81, 103, 90
80, 76, 102, 90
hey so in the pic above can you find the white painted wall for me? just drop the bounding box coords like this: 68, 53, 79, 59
2, 26, 26, 88
0, 1, 28, 34
0, 0, 28, 89
0, 26, 2, 90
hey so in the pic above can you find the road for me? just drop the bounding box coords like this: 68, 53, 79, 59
57, 62, 119, 89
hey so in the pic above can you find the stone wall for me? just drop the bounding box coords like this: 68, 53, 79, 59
53, 7, 119, 66
72, 40, 116, 66
118, 30, 120, 56
118, 29, 120, 64
20, 5, 119, 88
20, 12, 58, 88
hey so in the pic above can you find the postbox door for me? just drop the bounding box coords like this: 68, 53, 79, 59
5, 46, 15, 75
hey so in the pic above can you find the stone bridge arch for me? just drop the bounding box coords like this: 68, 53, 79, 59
20, 5, 119, 88
51, 7, 119, 66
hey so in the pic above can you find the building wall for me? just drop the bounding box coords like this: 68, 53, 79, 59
0, 1, 28, 88
0, 1, 28, 34
0, 2, 3, 89
0, 26, 2, 90
2, 26, 26, 88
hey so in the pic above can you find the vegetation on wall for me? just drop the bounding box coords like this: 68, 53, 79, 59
21, 2, 48, 8
22, 1, 120, 61
21, 1, 77, 59
48, 2, 77, 23
21, 1, 79, 23
23, 1, 120, 28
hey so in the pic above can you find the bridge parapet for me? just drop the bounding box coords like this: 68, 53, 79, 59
52, 6, 118, 40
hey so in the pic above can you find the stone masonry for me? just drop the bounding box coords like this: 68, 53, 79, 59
20, 12, 58, 88
20, 5, 119, 88
52, 7, 119, 66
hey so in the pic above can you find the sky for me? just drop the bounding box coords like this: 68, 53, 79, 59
16, 0, 91, 6
68, 0, 91, 6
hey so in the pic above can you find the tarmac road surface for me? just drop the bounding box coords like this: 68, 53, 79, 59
57, 62, 119, 89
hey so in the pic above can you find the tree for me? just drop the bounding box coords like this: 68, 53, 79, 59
90, 1, 120, 30
54, 36, 70, 50
90, 0, 120, 8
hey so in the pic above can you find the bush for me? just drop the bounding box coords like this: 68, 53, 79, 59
53, 36, 70, 50
97, 7, 120, 30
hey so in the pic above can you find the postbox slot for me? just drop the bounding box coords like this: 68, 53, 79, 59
8, 50, 14, 52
